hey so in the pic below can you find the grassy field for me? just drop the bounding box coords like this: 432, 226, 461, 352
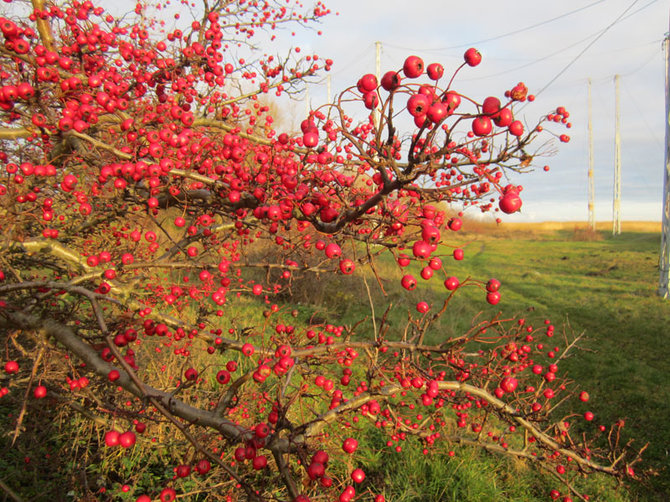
297, 221, 669, 501
3, 222, 666, 501
451, 222, 669, 501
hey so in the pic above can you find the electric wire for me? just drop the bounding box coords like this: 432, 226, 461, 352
458, 31, 602, 82
621, 79, 664, 149
382, 0, 606, 52
619, 46, 663, 77
533, 0, 643, 98
459, 37, 660, 83
619, 0, 660, 22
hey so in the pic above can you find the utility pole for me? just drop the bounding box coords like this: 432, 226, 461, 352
659, 25, 670, 298
327, 75, 332, 104
373, 41, 381, 128
613, 74, 622, 235
588, 78, 596, 231
375, 41, 381, 86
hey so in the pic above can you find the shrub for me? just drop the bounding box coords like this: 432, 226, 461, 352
0, 1, 640, 501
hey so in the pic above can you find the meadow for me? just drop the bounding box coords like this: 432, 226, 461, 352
455, 221, 670, 501
1, 221, 667, 502
291, 220, 669, 501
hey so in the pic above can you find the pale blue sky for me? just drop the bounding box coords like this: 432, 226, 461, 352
109, 0, 668, 222
285, 0, 668, 223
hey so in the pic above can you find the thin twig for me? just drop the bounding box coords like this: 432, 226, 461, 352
0, 479, 24, 502
362, 274, 377, 338
11, 346, 45, 446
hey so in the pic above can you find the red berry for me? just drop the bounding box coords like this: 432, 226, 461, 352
255, 423, 270, 438
486, 279, 501, 292
160, 488, 176, 502
175, 464, 191, 477
448, 218, 463, 231
119, 431, 136, 448
482, 96, 501, 115
416, 301, 430, 314
196, 459, 211, 475
486, 291, 501, 305
342, 437, 358, 454
407, 94, 430, 118
351, 468, 365, 483
216, 370, 231, 384
464, 48, 482, 66
104, 430, 120, 447
499, 377, 518, 393
444, 276, 459, 291
508, 120, 524, 137
357, 73, 378, 93
339, 259, 355, 275
252, 455, 268, 470
307, 462, 325, 479
401, 275, 417, 291
312, 450, 329, 465
472, 116, 492, 137
499, 192, 522, 214
325, 243, 341, 259
403, 55, 424, 78
380, 71, 401, 91
4, 361, 18, 374
426, 63, 444, 80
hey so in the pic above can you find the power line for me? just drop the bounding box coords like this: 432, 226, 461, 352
534, 0, 643, 98
621, 79, 663, 151
454, 2, 659, 84
383, 0, 606, 53
459, 36, 660, 83
458, 31, 602, 81
326, 43, 374, 78
584, 38, 661, 60
620, 0, 660, 22
620, 48, 662, 76
323, 0, 660, 90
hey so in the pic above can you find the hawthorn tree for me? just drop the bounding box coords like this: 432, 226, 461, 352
0, 0, 642, 501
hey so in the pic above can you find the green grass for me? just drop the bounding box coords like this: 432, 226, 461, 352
3, 229, 666, 501
349, 424, 628, 502
442, 231, 670, 500
288, 229, 669, 500
472, 233, 670, 500
415, 230, 669, 501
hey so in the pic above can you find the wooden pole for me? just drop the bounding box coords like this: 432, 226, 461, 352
373, 41, 381, 129
588, 78, 596, 231
375, 41, 381, 87
613, 74, 622, 235
659, 26, 670, 298
327, 75, 332, 104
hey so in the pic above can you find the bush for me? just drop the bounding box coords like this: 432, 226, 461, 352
0, 1, 640, 501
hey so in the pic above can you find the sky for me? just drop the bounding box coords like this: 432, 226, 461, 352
280, 0, 668, 223
105, 0, 668, 223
